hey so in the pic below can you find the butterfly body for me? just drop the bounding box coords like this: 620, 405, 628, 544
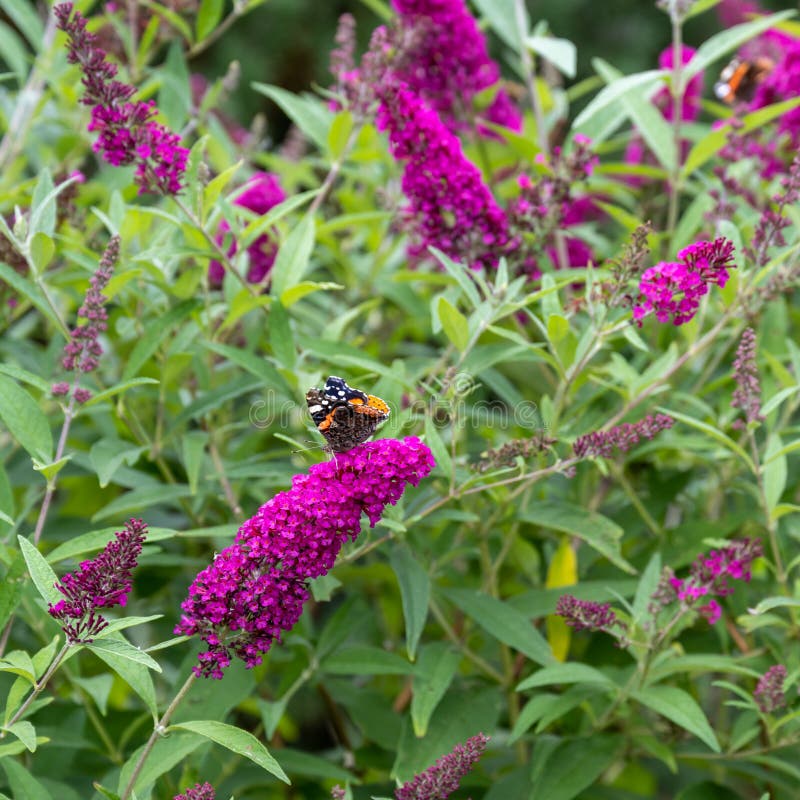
306, 376, 390, 452
714, 57, 774, 104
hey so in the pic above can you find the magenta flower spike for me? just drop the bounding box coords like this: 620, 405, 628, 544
633, 237, 736, 326
395, 733, 489, 800
48, 518, 148, 643
376, 80, 511, 271
55, 3, 188, 195
176, 438, 435, 678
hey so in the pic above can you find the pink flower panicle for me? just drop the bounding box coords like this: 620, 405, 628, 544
376, 81, 511, 271
176, 438, 435, 678
209, 172, 286, 285
55, 3, 188, 194
573, 414, 674, 459
53, 235, 120, 404
507, 137, 598, 277
394, 733, 489, 800
174, 783, 215, 800
731, 327, 763, 429
633, 237, 736, 326
669, 538, 762, 624
555, 595, 619, 633
390, 0, 522, 134
48, 518, 148, 643
754, 665, 787, 714
750, 156, 800, 266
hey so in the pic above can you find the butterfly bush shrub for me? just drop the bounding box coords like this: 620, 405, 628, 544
0, 0, 799, 797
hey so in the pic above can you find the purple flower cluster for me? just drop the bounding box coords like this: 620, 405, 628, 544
209, 172, 286, 285
555, 595, 620, 633
507, 138, 599, 277
573, 414, 674, 459
633, 237, 736, 326
669, 538, 762, 624
174, 783, 215, 800
55, 3, 188, 194
395, 733, 489, 800
731, 327, 763, 429
376, 81, 511, 270
48, 518, 147, 643
52, 235, 120, 405
390, 0, 522, 134
754, 664, 787, 714
176, 438, 435, 678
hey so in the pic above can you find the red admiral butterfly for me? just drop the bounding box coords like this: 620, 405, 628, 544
306, 376, 390, 453
714, 56, 774, 105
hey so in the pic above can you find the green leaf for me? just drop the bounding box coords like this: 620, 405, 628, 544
527, 35, 577, 78
29, 170, 56, 239
196, 0, 224, 40
82, 377, 160, 408
267, 300, 296, 370
0, 376, 52, 463
682, 97, 800, 177
181, 431, 207, 495
89, 439, 145, 488
659, 407, 755, 473
1, 757, 53, 800
171, 720, 289, 783
684, 10, 796, 80
121, 300, 200, 381
327, 110, 354, 159
90, 637, 158, 720
633, 685, 720, 752
428, 248, 480, 309
0, 21, 28, 79
321, 645, 414, 675
763, 434, 787, 515
202, 341, 290, 395
3, 720, 36, 752
424, 414, 451, 478
749, 596, 800, 615
0, 263, 66, 333
443, 588, 556, 665
280, 280, 343, 308
530, 735, 622, 800
632, 552, 662, 625
520, 502, 636, 574
252, 83, 333, 151
0, 0, 43, 48
437, 297, 469, 351
572, 68, 665, 131
17, 536, 61, 606
517, 663, 617, 691
270, 215, 316, 298
92, 485, 193, 522
411, 643, 460, 737
390, 546, 430, 661
85, 637, 162, 673
471, 0, 522, 51
593, 59, 675, 171
28, 232, 54, 272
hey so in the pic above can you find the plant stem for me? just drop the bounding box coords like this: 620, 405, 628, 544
665, 10, 684, 240
3, 642, 71, 730
119, 671, 197, 800
33, 393, 78, 545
